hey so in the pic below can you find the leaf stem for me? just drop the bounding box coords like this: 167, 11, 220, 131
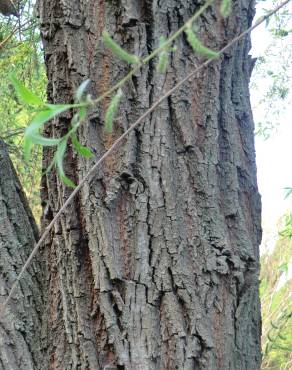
1, 0, 290, 315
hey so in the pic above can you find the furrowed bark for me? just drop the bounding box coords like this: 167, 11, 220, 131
0, 139, 42, 370
37, 0, 262, 369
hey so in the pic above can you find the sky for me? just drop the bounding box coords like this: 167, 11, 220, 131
251, 1, 292, 253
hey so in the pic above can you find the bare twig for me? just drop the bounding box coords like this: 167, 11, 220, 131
0, 19, 35, 49
1, 0, 290, 315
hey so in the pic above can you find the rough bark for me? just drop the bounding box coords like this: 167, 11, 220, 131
0, 139, 42, 369
37, 0, 262, 369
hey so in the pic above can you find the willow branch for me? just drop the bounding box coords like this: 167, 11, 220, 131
1, 0, 290, 315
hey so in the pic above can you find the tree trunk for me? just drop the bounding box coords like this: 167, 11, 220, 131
36, 0, 262, 369
0, 139, 42, 369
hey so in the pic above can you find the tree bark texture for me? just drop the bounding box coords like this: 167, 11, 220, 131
36, 0, 262, 369
0, 139, 42, 369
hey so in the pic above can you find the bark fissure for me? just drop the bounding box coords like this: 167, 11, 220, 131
0, 140, 42, 369
32, 0, 263, 368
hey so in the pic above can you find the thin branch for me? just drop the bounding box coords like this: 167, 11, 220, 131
91, 0, 214, 106
1, 0, 291, 315
0, 19, 35, 49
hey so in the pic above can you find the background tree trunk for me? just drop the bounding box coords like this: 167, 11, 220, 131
0, 139, 42, 370
36, 0, 262, 369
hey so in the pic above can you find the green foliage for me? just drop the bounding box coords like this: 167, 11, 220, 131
102, 30, 140, 65
55, 139, 76, 188
0, 2, 95, 196
10, 78, 94, 187
0, 0, 46, 220
4, 3, 222, 190
220, 0, 232, 18
185, 24, 219, 59
261, 216, 292, 369
104, 89, 123, 133
71, 134, 93, 158
156, 37, 169, 74
0, 3, 291, 367
4, 5, 222, 190
279, 213, 292, 238
75, 79, 90, 102
10, 73, 43, 106
156, 36, 177, 74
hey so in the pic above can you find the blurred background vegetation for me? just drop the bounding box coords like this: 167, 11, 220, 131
260, 216, 292, 369
0, 0, 46, 220
0, 1, 291, 368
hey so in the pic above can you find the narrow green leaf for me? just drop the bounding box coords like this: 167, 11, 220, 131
23, 136, 33, 161
55, 140, 76, 188
185, 26, 219, 59
104, 89, 123, 133
75, 79, 90, 101
71, 113, 80, 127
70, 107, 88, 129
79, 106, 87, 120
9, 74, 43, 106
42, 159, 55, 176
30, 110, 58, 128
220, 0, 232, 18
278, 262, 288, 274
26, 107, 70, 137
45, 103, 77, 112
157, 50, 169, 74
23, 108, 68, 160
60, 174, 76, 188
156, 36, 169, 74
55, 140, 67, 170
102, 30, 140, 65
29, 134, 61, 146
71, 134, 94, 158
25, 104, 75, 140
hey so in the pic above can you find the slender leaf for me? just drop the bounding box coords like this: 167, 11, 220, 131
220, 0, 232, 18
29, 134, 61, 146
102, 31, 140, 65
104, 89, 123, 133
156, 36, 169, 74
157, 50, 169, 74
9, 74, 43, 106
23, 136, 33, 161
185, 26, 219, 59
60, 174, 76, 188
75, 79, 90, 101
26, 108, 69, 136
71, 134, 93, 158
55, 140, 76, 188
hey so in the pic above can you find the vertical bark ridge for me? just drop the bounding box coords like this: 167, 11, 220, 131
37, 0, 261, 369
0, 140, 42, 370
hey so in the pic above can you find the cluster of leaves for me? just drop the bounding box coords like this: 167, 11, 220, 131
11, 76, 95, 187
261, 213, 292, 369
10, 0, 230, 190
1, 2, 291, 368
279, 212, 292, 239
0, 0, 45, 220
251, 4, 292, 368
